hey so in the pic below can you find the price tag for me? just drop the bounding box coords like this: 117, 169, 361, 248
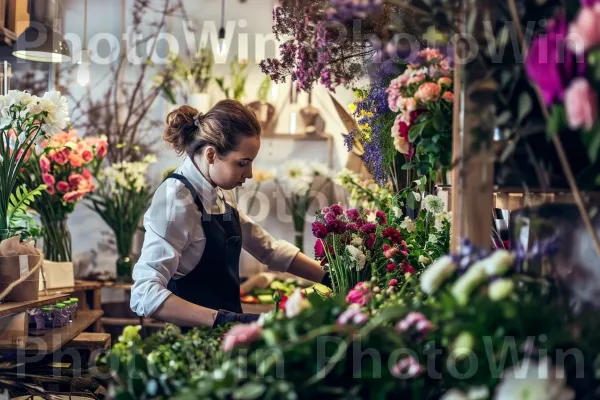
18, 255, 29, 277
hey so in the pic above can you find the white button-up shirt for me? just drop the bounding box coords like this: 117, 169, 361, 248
130, 157, 300, 317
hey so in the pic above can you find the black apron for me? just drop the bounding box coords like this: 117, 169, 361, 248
165, 173, 243, 320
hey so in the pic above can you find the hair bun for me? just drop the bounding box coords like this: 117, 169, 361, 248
164, 105, 200, 155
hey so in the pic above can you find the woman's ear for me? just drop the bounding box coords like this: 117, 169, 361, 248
205, 146, 216, 164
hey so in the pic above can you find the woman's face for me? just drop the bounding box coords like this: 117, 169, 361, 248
204, 135, 260, 190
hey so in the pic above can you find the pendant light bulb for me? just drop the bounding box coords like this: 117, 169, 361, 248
218, 26, 226, 56
77, 50, 90, 86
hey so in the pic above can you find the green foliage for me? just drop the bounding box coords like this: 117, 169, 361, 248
217, 59, 250, 102
8, 184, 46, 228
257, 75, 272, 103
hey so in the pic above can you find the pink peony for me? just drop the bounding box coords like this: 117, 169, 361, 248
564, 78, 598, 130
39, 156, 50, 173
68, 174, 84, 190
56, 181, 70, 193
63, 191, 85, 203
42, 173, 55, 186
568, 4, 600, 54
346, 282, 371, 306
81, 149, 93, 163
414, 82, 441, 102
221, 323, 262, 352
442, 92, 454, 102
52, 149, 69, 166
324, 211, 337, 224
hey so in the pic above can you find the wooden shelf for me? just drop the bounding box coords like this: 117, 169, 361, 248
0, 294, 70, 318
9, 310, 105, 354
263, 133, 331, 141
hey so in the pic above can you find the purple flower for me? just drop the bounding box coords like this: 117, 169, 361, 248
525, 13, 585, 105
324, 212, 337, 224
327, 219, 347, 234
346, 223, 359, 231
345, 208, 360, 221
330, 204, 343, 216
312, 222, 328, 238
360, 223, 377, 235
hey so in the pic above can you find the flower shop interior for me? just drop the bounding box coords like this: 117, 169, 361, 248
0, 0, 599, 399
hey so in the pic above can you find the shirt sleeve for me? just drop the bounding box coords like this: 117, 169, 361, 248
234, 202, 300, 273
130, 180, 201, 317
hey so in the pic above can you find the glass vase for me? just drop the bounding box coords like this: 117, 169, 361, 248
43, 218, 72, 262
116, 256, 133, 284
294, 230, 304, 252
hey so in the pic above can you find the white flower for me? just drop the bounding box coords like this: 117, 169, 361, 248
413, 192, 422, 202
488, 279, 514, 301
420, 255, 457, 294
350, 235, 363, 247
26, 99, 43, 115
391, 206, 403, 218
434, 211, 452, 231
366, 212, 377, 223
418, 255, 431, 265
428, 234, 438, 244
441, 389, 468, 400
423, 195, 445, 214
450, 260, 487, 305
346, 245, 366, 271
495, 358, 574, 400
311, 162, 331, 178
283, 161, 312, 182
483, 250, 515, 276
285, 289, 311, 318
442, 386, 490, 400
400, 217, 416, 233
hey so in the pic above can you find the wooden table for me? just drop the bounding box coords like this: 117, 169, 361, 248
0, 294, 69, 318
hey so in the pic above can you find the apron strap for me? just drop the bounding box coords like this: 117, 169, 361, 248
165, 173, 208, 216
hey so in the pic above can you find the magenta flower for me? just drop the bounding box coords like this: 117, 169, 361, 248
388, 279, 398, 287
326, 219, 347, 234
346, 223, 359, 232
525, 13, 585, 105
360, 223, 377, 235
345, 208, 360, 221
312, 222, 328, 238
329, 204, 343, 216
324, 211, 337, 224
375, 210, 387, 225
314, 239, 325, 259
346, 282, 371, 306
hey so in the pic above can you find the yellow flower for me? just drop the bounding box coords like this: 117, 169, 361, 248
252, 169, 275, 184
348, 102, 357, 113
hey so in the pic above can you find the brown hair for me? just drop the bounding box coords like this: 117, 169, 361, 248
163, 99, 261, 157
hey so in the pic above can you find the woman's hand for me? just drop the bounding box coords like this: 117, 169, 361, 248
286, 252, 328, 285
212, 309, 260, 327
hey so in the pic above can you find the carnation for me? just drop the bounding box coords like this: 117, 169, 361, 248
324, 211, 337, 223
345, 208, 360, 221
360, 223, 377, 235
382, 227, 402, 245
329, 204, 343, 215
327, 219, 347, 234
311, 222, 328, 238
346, 223, 359, 232
365, 233, 375, 249
375, 210, 387, 225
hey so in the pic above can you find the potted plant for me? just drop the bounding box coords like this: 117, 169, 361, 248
247, 76, 277, 133
215, 58, 249, 103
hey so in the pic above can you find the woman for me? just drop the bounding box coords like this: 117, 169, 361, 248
130, 100, 331, 328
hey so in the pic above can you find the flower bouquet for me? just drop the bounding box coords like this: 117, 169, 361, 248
87, 155, 156, 283
275, 161, 333, 251
20, 130, 108, 262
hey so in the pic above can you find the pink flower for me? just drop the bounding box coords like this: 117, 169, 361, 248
386, 263, 397, 272
408, 74, 425, 85
442, 92, 454, 102
68, 152, 84, 168
365, 233, 375, 249
321, 207, 330, 214
314, 239, 325, 259
438, 77, 452, 87
96, 140, 108, 158
565, 78, 598, 130
391, 356, 424, 378
418, 48, 444, 62
46, 185, 55, 195
39, 156, 50, 173
414, 82, 441, 102
402, 262, 416, 275
82, 168, 92, 180
329, 204, 343, 216
63, 191, 85, 203
68, 174, 84, 190
345, 208, 360, 221
384, 247, 399, 259
404, 97, 417, 112
346, 282, 371, 306
56, 181, 70, 193
221, 323, 262, 352
395, 312, 433, 341
42, 173, 55, 186
336, 308, 369, 326
375, 210, 387, 225
53, 149, 69, 166
568, 4, 600, 54
388, 279, 398, 287
393, 135, 411, 155
81, 149, 93, 163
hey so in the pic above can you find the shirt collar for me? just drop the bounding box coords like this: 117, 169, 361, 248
178, 157, 225, 207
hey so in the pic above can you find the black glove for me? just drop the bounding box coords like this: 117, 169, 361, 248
212, 309, 260, 328
321, 271, 332, 288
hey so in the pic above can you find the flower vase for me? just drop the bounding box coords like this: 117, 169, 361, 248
294, 230, 304, 253
42, 217, 72, 263
116, 256, 133, 284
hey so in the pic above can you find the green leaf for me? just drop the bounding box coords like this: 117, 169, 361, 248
417, 162, 430, 176
8, 184, 46, 226
547, 105, 567, 138
409, 122, 426, 142
432, 110, 445, 131
518, 93, 533, 124
588, 132, 600, 163
233, 382, 266, 400
401, 163, 415, 170
496, 111, 511, 126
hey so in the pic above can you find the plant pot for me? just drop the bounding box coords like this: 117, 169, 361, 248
38, 260, 74, 291
116, 256, 133, 284
189, 92, 211, 113
0, 251, 42, 302
300, 104, 325, 136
